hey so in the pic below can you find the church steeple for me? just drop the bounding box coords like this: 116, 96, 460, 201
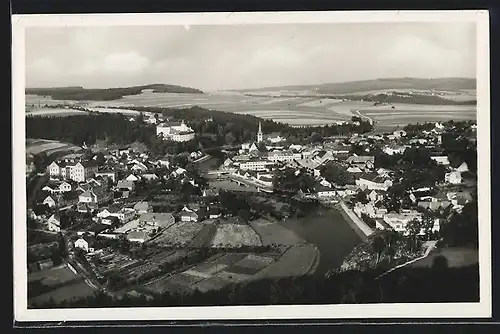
257, 121, 263, 143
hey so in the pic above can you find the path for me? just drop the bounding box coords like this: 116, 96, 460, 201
337, 200, 374, 239
354, 108, 374, 125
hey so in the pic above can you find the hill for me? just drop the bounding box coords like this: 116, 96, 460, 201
25, 84, 204, 101
237, 77, 476, 95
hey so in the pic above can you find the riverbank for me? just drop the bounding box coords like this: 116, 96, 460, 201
336, 201, 374, 240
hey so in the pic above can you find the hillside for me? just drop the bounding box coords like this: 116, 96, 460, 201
238, 77, 477, 95
26, 84, 204, 101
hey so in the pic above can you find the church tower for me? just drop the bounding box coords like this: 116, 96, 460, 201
257, 121, 263, 143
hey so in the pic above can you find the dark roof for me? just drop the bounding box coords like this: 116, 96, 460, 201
88, 223, 109, 234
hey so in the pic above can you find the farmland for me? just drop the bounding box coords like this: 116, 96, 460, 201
26, 138, 82, 156
189, 223, 217, 248
251, 244, 320, 279
211, 223, 262, 248
28, 264, 79, 287
26, 88, 477, 128
248, 219, 304, 247
29, 280, 96, 306
151, 221, 205, 247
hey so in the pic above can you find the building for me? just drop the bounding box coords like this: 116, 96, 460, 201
138, 212, 175, 228
95, 170, 117, 183
257, 121, 263, 143
43, 196, 57, 208
355, 173, 393, 191
382, 211, 440, 235
180, 209, 199, 222
239, 159, 275, 171
445, 171, 462, 184
266, 150, 302, 163
156, 121, 195, 142
127, 231, 149, 243
47, 161, 98, 183
431, 156, 450, 166
46, 214, 61, 232
133, 202, 152, 214
74, 237, 95, 253
346, 156, 375, 169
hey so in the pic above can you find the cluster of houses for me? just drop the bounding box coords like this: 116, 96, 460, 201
215, 121, 476, 237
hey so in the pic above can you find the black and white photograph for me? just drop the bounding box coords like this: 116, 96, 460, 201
12, 11, 491, 322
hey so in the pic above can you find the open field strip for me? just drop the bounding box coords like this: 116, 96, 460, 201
248, 219, 305, 246
151, 221, 204, 247
296, 98, 343, 107
259, 97, 301, 105
211, 224, 262, 248
360, 103, 476, 112
189, 223, 217, 247
28, 264, 79, 286
29, 280, 96, 306
251, 244, 320, 279
26, 108, 88, 117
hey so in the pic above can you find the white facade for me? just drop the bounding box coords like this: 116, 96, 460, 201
47, 161, 97, 183
156, 121, 195, 142
74, 238, 94, 253
267, 151, 302, 162
356, 178, 393, 191
239, 160, 275, 171
445, 171, 462, 184
47, 214, 61, 232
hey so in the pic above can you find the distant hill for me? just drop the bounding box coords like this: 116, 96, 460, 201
26, 84, 204, 101
237, 77, 477, 95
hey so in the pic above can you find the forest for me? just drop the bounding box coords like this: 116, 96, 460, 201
26, 84, 203, 101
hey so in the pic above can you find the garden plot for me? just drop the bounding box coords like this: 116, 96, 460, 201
211, 224, 262, 248
188, 253, 247, 277
152, 221, 204, 247
214, 270, 252, 283
190, 276, 231, 293
249, 219, 304, 247
189, 224, 217, 248
225, 253, 275, 276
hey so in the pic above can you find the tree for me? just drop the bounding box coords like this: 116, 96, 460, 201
94, 152, 105, 166
354, 191, 369, 205
405, 219, 422, 252
321, 163, 354, 186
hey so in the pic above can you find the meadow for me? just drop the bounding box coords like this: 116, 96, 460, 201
27, 91, 477, 128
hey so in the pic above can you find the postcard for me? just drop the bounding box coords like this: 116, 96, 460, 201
12, 10, 491, 323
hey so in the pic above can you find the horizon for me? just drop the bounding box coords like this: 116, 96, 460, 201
25, 76, 478, 92
26, 23, 476, 91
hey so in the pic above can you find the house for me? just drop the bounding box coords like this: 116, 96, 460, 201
127, 230, 149, 243
130, 161, 148, 173
77, 202, 98, 213
431, 156, 450, 166
383, 144, 407, 156
156, 120, 196, 142
368, 190, 383, 203
41, 184, 58, 193
43, 196, 57, 208
346, 156, 375, 169
101, 215, 120, 227
157, 159, 170, 168
202, 188, 219, 197
95, 170, 116, 183
208, 207, 222, 219
47, 161, 98, 183
445, 171, 462, 184
171, 167, 187, 177
376, 168, 393, 177
239, 159, 274, 171
133, 202, 152, 214
222, 158, 234, 168
355, 173, 393, 191
58, 181, 72, 192
417, 200, 452, 211
314, 184, 337, 198
346, 166, 363, 173
125, 174, 140, 182
382, 211, 423, 235
142, 173, 159, 181
46, 214, 61, 232
256, 175, 274, 188
74, 236, 95, 253
117, 180, 135, 191
180, 209, 199, 222
392, 130, 407, 138
456, 162, 469, 173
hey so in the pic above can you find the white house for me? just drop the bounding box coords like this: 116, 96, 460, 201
445, 171, 462, 184
355, 174, 393, 191
456, 162, 469, 173
431, 156, 450, 166
46, 214, 61, 232
180, 209, 199, 222
74, 237, 95, 253
125, 174, 140, 182
156, 121, 195, 142
43, 196, 57, 208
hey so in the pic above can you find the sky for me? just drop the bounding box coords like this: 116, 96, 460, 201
25, 22, 477, 91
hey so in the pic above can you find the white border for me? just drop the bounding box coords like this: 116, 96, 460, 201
13, 10, 491, 322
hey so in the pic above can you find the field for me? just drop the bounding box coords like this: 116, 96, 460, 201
211, 223, 262, 248
151, 221, 204, 247
189, 223, 217, 248
248, 219, 304, 246
27, 90, 477, 127
26, 139, 82, 156
26, 107, 88, 117
28, 264, 79, 287
251, 244, 320, 279
29, 280, 95, 306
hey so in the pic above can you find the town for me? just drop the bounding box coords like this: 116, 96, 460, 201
26, 108, 478, 307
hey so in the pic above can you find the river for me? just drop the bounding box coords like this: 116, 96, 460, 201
278, 207, 363, 277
